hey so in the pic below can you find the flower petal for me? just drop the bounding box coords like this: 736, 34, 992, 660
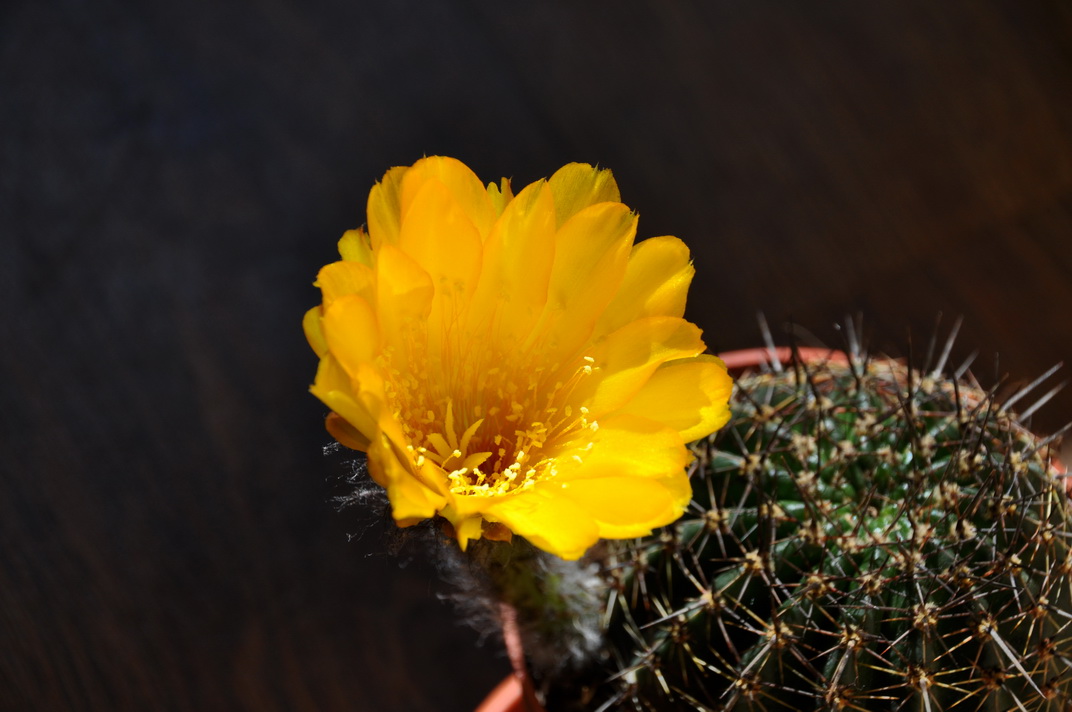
554, 413, 690, 481
529, 202, 636, 358
374, 243, 434, 346
322, 295, 381, 377
367, 166, 408, 249
309, 350, 352, 393
337, 228, 373, 266
547, 163, 620, 227
310, 355, 380, 453
469, 179, 556, 342
619, 355, 733, 442
595, 235, 694, 338
303, 306, 328, 357
398, 178, 484, 303
370, 435, 447, 522
484, 487, 600, 561
315, 260, 376, 306
552, 474, 690, 539
578, 316, 707, 418
325, 412, 371, 452
452, 515, 485, 551
400, 156, 496, 239
487, 178, 514, 217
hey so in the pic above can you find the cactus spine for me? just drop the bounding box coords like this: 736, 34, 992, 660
595, 346, 1072, 711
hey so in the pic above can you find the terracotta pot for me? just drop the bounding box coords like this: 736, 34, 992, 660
716, 345, 847, 372
474, 675, 527, 712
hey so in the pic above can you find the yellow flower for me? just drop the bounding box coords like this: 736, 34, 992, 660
305, 157, 731, 560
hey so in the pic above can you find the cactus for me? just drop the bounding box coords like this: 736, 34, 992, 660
592, 341, 1072, 711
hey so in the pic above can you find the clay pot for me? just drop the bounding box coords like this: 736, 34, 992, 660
716, 345, 847, 371
473, 675, 528, 712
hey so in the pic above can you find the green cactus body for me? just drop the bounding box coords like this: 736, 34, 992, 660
600, 354, 1072, 711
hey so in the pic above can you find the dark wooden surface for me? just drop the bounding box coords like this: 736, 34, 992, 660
5, 1, 1072, 710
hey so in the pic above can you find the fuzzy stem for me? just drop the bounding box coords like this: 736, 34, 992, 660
459, 537, 607, 700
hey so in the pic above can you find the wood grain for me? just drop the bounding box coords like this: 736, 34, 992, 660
4, 1, 1072, 709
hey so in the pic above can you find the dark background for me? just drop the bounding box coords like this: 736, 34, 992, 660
5, 1, 1072, 710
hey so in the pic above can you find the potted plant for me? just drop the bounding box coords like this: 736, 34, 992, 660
302, 156, 1071, 711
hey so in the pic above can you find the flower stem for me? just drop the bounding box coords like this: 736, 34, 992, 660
461, 537, 607, 701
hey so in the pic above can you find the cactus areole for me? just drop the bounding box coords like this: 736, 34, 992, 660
598, 351, 1072, 711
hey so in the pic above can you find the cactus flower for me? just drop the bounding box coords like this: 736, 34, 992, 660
304, 157, 731, 559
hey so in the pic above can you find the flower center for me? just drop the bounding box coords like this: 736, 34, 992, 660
380, 331, 598, 497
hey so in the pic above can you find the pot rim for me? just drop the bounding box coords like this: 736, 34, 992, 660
473, 674, 526, 712
717, 345, 848, 371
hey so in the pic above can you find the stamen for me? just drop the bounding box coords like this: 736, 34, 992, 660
380, 327, 602, 498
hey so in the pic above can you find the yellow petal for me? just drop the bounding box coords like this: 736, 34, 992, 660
371, 436, 447, 521
326, 361, 431, 487
547, 202, 635, 311
319, 390, 378, 454
337, 228, 373, 266
315, 260, 375, 306
325, 412, 372, 452
310, 355, 380, 454
452, 515, 485, 551
322, 295, 381, 377
303, 306, 328, 357
487, 178, 514, 217
324, 358, 409, 453
484, 487, 600, 560
397, 178, 483, 303
309, 351, 351, 393
578, 316, 707, 418
619, 355, 733, 442
529, 202, 636, 358
375, 243, 434, 345
552, 474, 691, 539
400, 156, 496, 239
469, 179, 556, 341
595, 235, 694, 338
416, 457, 452, 497
547, 163, 621, 227
367, 165, 408, 248
554, 413, 689, 482
314, 350, 445, 498
385, 477, 444, 521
